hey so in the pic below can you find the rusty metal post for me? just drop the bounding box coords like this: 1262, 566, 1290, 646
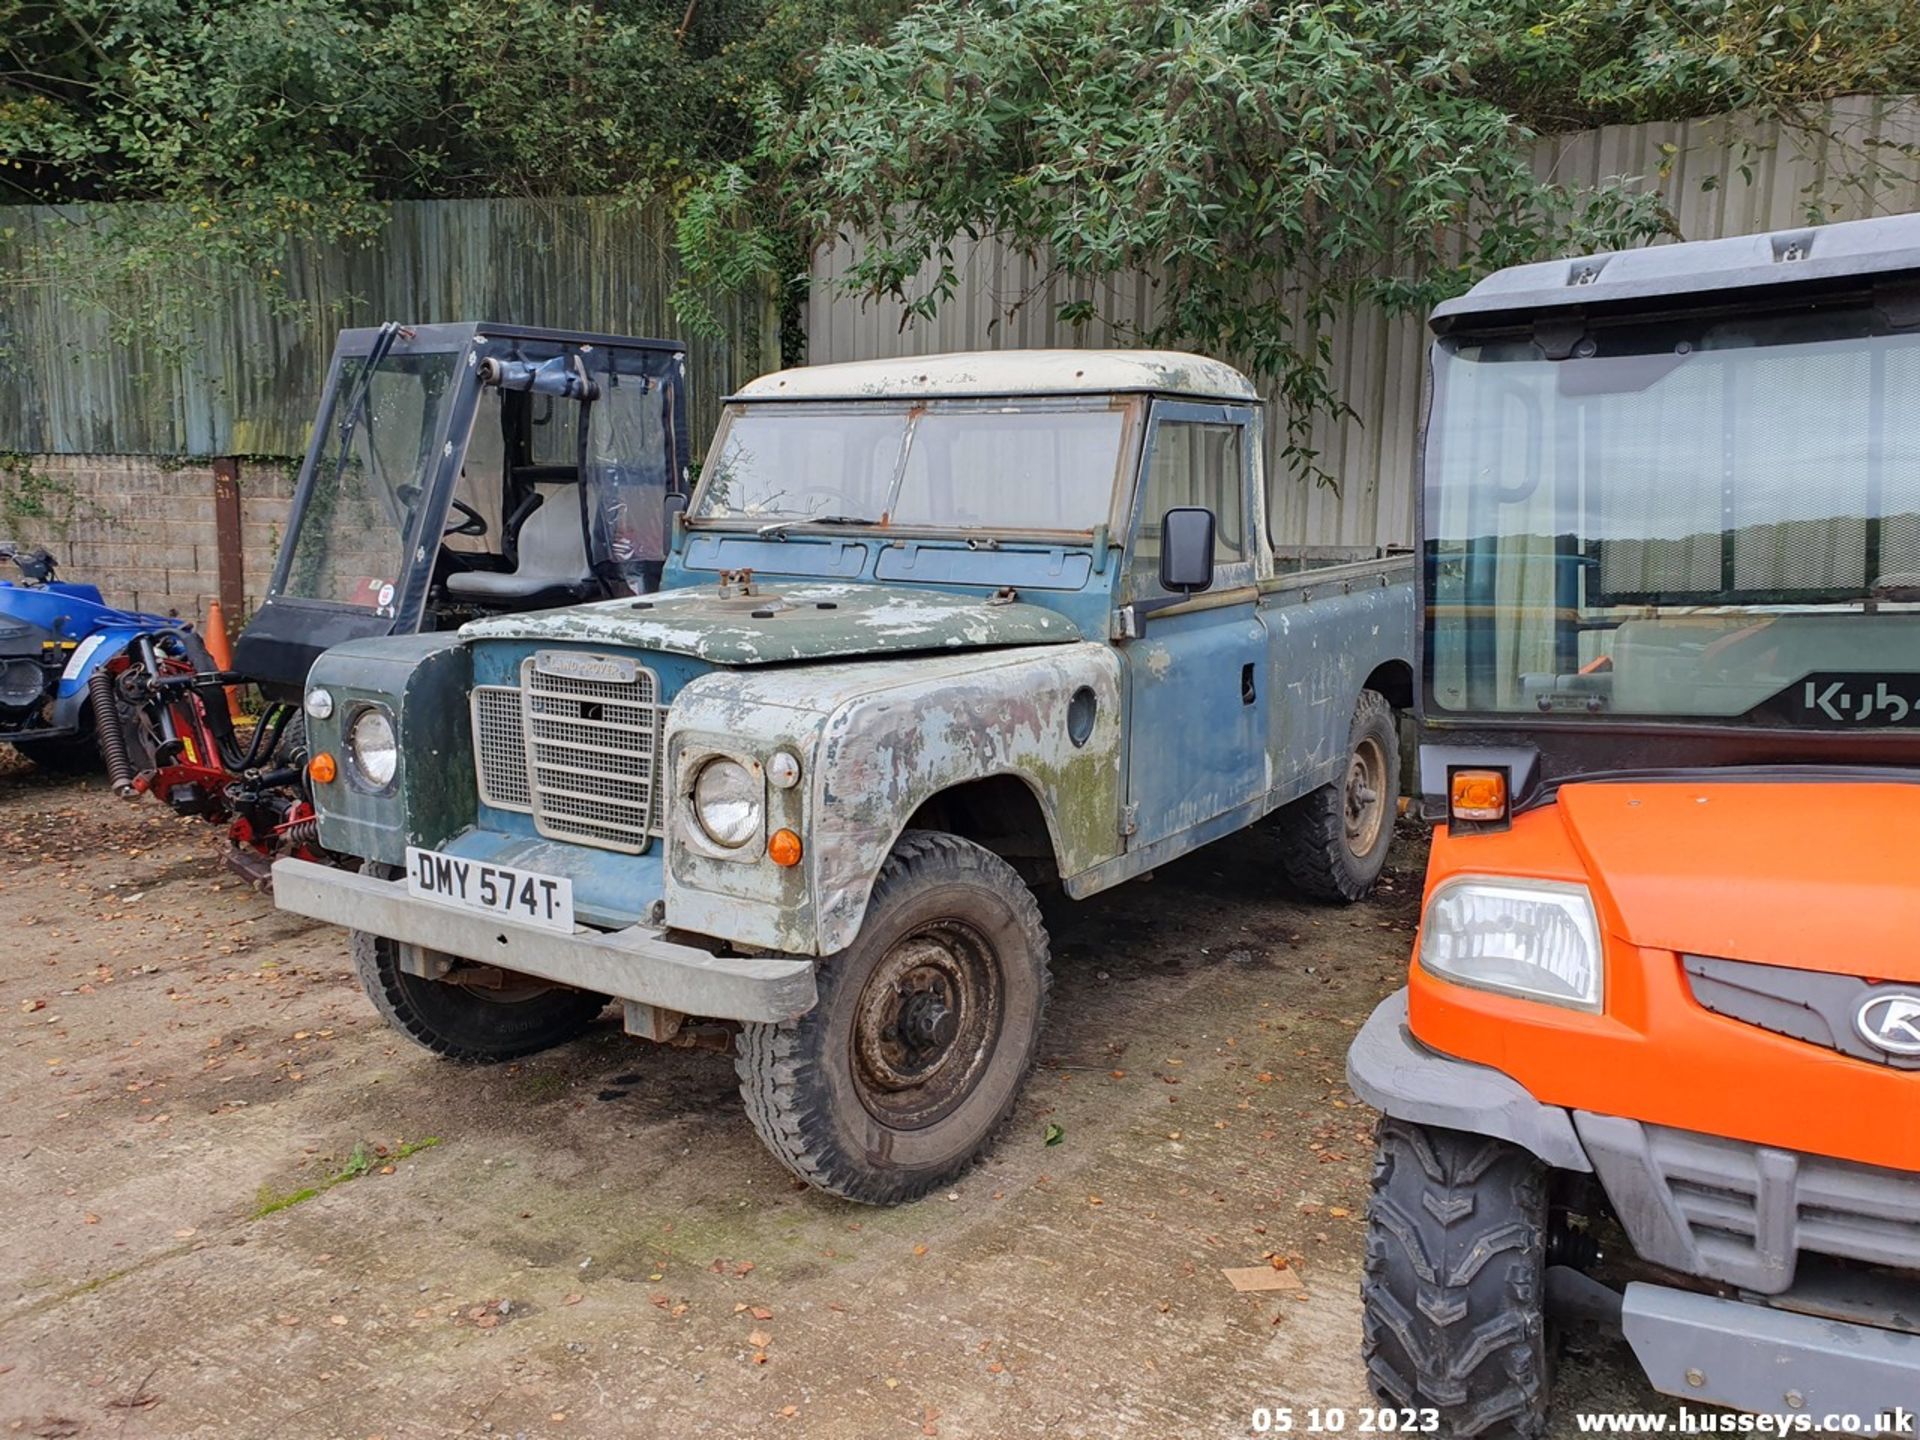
211, 457, 244, 640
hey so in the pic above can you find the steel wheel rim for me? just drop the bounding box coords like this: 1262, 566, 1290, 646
1344, 735, 1389, 858
851, 920, 1004, 1131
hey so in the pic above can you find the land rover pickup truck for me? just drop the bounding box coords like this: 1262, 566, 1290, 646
274, 349, 1415, 1203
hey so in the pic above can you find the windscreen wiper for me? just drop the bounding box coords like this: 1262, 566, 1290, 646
755, 515, 880, 539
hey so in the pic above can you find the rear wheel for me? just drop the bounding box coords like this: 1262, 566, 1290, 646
736, 830, 1050, 1204
1278, 687, 1399, 902
1362, 1118, 1551, 1438
352, 931, 607, 1063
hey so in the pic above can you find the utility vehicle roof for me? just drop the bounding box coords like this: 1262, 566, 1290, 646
729, 349, 1259, 403
333, 321, 685, 352
1432, 211, 1920, 334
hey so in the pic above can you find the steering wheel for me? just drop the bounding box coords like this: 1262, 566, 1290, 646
445, 499, 488, 539
394, 484, 489, 539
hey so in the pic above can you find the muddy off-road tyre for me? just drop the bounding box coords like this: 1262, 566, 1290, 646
1362, 1118, 1551, 1438
352, 931, 607, 1063
1278, 688, 1399, 903
736, 830, 1051, 1205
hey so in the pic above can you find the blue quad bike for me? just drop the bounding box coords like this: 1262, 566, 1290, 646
0, 542, 207, 775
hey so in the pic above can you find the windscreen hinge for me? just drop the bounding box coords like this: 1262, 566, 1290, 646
1532, 316, 1587, 361
1874, 280, 1920, 330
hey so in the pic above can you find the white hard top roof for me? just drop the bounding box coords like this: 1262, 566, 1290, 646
730, 349, 1259, 403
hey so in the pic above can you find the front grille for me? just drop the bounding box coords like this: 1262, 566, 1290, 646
1577, 1114, 1920, 1295
1684, 955, 1920, 1071
470, 653, 664, 853
472, 686, 530, 810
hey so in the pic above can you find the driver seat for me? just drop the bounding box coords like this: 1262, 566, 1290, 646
445, 490, 593, 601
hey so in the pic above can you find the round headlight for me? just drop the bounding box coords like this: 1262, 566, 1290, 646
693, 757, 761, 848
347, 706, 398, 789
305, 687, 334, 720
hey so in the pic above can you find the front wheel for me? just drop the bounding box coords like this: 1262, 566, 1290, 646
1362, 1118, 1551, 1438
1278, 687, 1400, 902
736, 830, 1051, 1204
352, 932, 607, 1063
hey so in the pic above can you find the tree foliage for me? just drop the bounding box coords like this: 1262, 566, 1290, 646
674, 0, 1919, 470
0, 0, 905, 322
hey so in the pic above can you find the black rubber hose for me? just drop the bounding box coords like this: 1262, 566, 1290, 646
90, 668, 136, 797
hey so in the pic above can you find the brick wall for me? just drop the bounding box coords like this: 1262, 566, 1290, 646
1, 453, 296, 626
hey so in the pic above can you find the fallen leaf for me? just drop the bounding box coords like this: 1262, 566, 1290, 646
670, 1303, 688, 1318
329, 1314, 349, 1326
912, 1244, 928, 1257
780, 1406, 798, 1418
1043, 1122, 1064, 1146
1329, 1207, 1352, 1219
83, 1213, 100, 1225
563, 1293, 583, 1307
173, 1228, 196, 1239
412, 1308, 432, 1319
748, 1329, 772, 1348
1223, 1265, 1304, 1294
750, 1305, 773, 1320
734, 1260, 755, 1276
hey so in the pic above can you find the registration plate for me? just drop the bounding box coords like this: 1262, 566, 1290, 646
404, 847, 575, 933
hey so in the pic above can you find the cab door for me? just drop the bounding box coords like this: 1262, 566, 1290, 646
1121, 402, 1268, 850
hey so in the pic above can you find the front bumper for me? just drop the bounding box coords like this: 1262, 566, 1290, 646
1623, 1284, 1920, 1426
1352, 989, 1920, 1423
272, 857, 816, 1025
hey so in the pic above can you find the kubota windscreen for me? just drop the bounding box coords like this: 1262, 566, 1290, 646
1425, 303, 1920, 731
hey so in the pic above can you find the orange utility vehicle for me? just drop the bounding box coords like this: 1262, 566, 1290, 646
1350, 213, 1920, 1434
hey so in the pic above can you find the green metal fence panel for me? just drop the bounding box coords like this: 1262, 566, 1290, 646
0, 197, 777, 458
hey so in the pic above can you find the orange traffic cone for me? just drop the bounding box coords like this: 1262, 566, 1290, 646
204, 600, 243, 717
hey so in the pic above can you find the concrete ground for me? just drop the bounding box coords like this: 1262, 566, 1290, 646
0, 758, 1679, 1439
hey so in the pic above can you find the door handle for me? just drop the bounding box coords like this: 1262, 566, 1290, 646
1241, 662, 1256, 706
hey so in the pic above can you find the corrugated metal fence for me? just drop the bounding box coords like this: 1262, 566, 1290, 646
807, 98, 1920, 550
0, 197, 778, 457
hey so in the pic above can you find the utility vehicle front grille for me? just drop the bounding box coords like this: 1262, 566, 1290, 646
470, 654, 664, 854
1575, 1114, 1920, 1295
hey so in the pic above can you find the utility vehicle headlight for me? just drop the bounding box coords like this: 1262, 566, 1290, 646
692, 757, 761, 849
305, 687, 334, 720
1419, 877, 1603, 1011
346, 705, 398, 790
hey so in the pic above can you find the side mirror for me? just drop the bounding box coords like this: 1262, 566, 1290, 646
1158, 507, 1216, 594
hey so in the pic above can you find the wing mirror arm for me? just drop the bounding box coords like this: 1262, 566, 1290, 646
1116, 507, 1217, 633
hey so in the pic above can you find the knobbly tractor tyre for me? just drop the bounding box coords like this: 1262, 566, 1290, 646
352, 931, 607, 1064
1362, 1117, 1551, 1438
1278, 687, 1399, 902
735, 830, 1051, 1205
